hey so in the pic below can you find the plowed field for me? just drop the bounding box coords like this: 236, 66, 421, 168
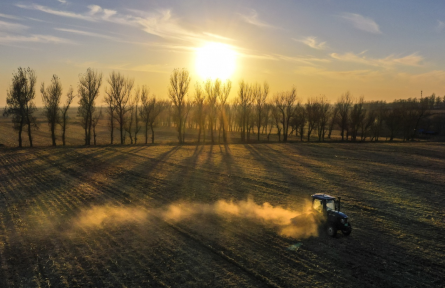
0, 143, 444, 287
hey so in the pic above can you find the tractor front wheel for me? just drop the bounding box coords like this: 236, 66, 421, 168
327, 225, 337, 237
342, 224, 352, 236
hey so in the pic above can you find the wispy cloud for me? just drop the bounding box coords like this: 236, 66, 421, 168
330, 51, 423, 67
240, 9, 275, 28
0, 34, 74, 44
0, 20, 28, 32
136, 9, 197, 40
296, 36, 327, 50
398, 70, 445, 82
57, 0, 67, 4
54, 27, 154, 46
64, 59, 170, 73
294, 66, 383, 81
16, 4, 95, 21
55, 28, 117, 41
0, 13, 20, 20
16, 3, 207, 42
238, 49, 330, 66
275, 54, 330, 65
341, 13, 381, 34
436, 20, 444, 32
202, 32, 233, 42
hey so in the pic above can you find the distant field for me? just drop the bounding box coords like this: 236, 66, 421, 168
0, 142, 443, 287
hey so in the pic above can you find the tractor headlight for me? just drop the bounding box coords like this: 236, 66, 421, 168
341, 218, 347, 224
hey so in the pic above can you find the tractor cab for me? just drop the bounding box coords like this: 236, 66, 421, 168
311, 193, 352, 237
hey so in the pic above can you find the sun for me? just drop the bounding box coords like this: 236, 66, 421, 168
195, 42, 236, 80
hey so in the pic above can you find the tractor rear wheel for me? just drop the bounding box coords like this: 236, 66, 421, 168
327, 225, 337, 237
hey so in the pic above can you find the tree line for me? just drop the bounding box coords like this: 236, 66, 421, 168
3, 67, 445, 147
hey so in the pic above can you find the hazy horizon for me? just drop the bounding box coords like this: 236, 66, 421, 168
1, 0, 445, 106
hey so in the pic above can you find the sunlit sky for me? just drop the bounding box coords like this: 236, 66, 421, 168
1, 0, 445, 106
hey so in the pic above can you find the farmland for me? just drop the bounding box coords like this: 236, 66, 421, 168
0, 142, 444, 287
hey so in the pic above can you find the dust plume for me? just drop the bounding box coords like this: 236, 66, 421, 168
163, 198, 321, 238
73, 198, 321, 239
73, 205, 148, 229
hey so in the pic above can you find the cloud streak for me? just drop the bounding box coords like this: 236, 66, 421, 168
0, 20, 28, 32
17, 4, 95, 21
16, 3, 220, 44
0, 34, 74, 44
0, 13, 20, 20
341, 13, 381, 34
240, 9, 275, 28
330, 52, 423, 67
297, 36, 327, 50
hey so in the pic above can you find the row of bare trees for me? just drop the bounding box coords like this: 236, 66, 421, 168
165, 72, 439, 144
3, 67, 167, 147
4, 67, 443, 147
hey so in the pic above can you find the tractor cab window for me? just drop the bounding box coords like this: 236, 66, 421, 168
313, 200, 323, 212
326, 199, 335, 211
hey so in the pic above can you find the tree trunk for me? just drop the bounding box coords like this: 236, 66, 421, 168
27, 115, 33, 147
62, 122, 66, 146
145, 122, 149, 144
120, 117, 124, 145
18, 119, 23, 148
110, 112, 114, 145
51, 123, 56, 146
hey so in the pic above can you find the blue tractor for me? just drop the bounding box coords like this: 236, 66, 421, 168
311, 193, 352, 237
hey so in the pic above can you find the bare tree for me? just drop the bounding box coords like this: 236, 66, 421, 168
412, 97, 430, 140
149, 99, 167, 144
336, 91, 352, 141
327, 107, 338, 139
182, 99, 193, 143
370, 101, 386, 142
349, 97, 365, 141
274, 88, 297, 142
305, 98, 320, 142
78, 68, 102, 146
263, 103, 273, 140
92, 108, 102, 145
292, 104, 306, 141
140, 87, 153, 144
168, 68, 191, 144
219, 80, 232, 143
194, 82, 205, 143
204, 79, 220, 143
360, 108, 376, 141
237, 80, 253, 142
271, 105, 283, 142
104, 87, 115, 144
59, 86, 75, 146
41, 75, 62, 146
384, 103, 402, 141
133, 89, 141, 144
316, 97, 331, 141
125, 102, 135, 144
254, 82, 269, 141
4, 67, 38, 147
106, 71, 134, 144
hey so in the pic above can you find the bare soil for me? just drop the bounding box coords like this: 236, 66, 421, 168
0, 142, 444, 287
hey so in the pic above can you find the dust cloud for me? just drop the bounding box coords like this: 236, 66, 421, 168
74, 205, 148, 229
74, 198, 321, 239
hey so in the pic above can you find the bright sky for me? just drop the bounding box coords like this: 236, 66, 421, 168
1, 0, 445, 106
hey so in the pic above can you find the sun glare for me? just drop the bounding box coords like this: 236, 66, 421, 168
195, 42, 236, 80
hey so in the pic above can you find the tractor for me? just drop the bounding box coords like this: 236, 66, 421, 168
311, 193, 352, 237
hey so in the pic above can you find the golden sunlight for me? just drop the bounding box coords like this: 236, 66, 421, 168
195, 42, 236, 80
